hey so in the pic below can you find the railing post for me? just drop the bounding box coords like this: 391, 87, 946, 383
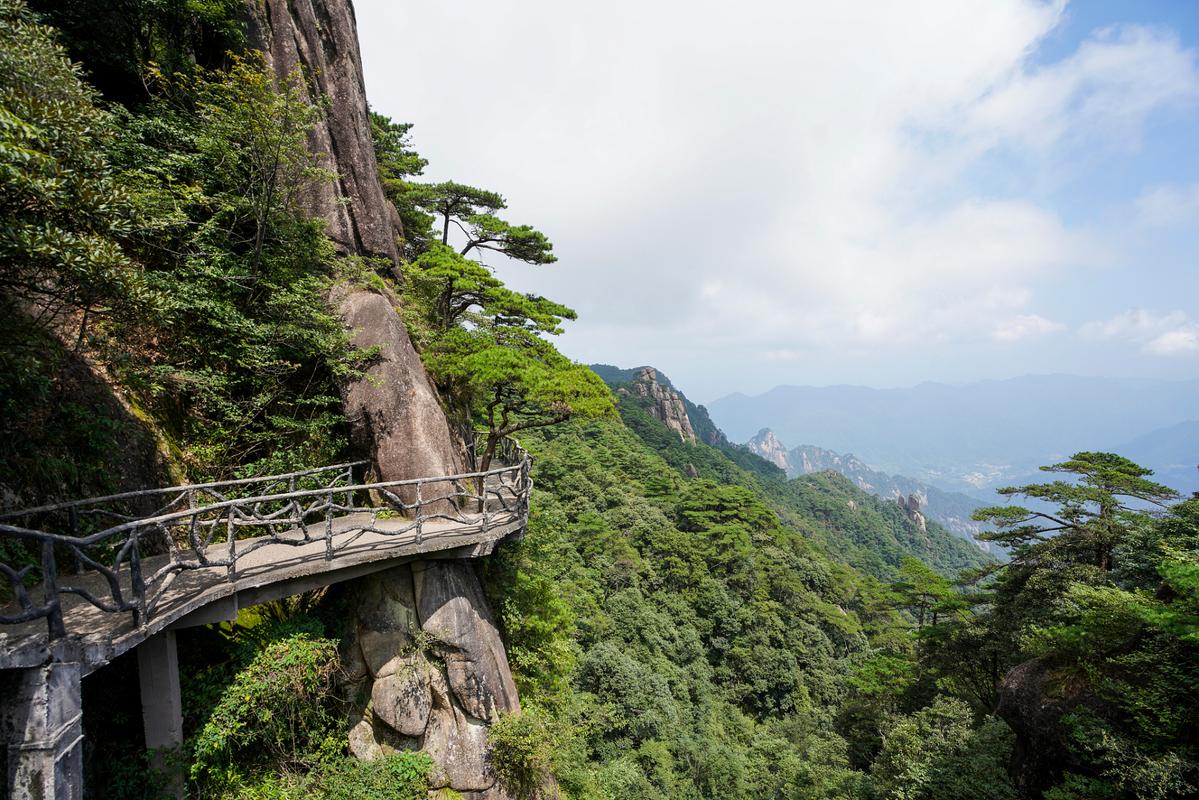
325, 491, 334, 560
68, 505, 83, 575
521, 458, 531, 511
482, 473, 490, 530
186, 489, 201, 563
41, 539, 66, 640
415, 482, 423, 545
226, 511, 236, 580
130, 530, 146, 626
287, 476, 297, 526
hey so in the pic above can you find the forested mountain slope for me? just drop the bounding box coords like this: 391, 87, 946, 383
594, 366, 993, 578
482, 414, 1010, 799
745, 430, 1001, 556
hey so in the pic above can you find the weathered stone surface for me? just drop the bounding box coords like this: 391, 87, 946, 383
371, 666, 433, 737
334, 286, 463, 503
422, 668, 495, 792
745, 428, 792, 472
896, 493, 928, 533
632, 367, 696, 443
342, 562, 518, 798
996, 657, 1104, 798
413, 561, 520, 723
347, 713, 383, 761
1, 659, 84, 800
246, 0, 400, 266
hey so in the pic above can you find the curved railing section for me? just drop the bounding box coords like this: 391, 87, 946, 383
0, 439, 530, 640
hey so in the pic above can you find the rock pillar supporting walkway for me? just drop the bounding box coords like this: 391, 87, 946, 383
138, 630, 184, 798
1, 654, 84, 800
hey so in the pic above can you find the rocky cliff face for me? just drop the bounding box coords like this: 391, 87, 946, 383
342, 561, 519, 799
246, 0, 400, 266
996, 658, 1101, 798
631, 367, 696, 443
245, 0, 463, 487
745, 428, 792, 472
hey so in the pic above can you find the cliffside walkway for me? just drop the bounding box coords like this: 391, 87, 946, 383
0, 442, 531, 800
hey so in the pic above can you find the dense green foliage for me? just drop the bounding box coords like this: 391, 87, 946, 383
896, 455, 1199, 799
1, 1, 354, 499
0, 0, 158, 498
480, 408, 1011, 800
104, 56, 356, 477
0, 0, 148, 337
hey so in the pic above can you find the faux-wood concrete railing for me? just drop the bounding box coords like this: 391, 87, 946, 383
0, 438, 530, 641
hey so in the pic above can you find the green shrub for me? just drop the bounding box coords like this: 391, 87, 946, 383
312, 752, 434, 800
488, 710, 557, 800
190, 633, 343, 781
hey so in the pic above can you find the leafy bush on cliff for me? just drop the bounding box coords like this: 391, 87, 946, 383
191, 633, 343, 780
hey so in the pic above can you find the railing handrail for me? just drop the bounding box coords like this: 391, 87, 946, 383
0, 459, 526, 547
0, 461, 371, 520
0, 438, 532, 642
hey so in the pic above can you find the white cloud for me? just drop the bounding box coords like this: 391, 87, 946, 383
959, 25, 1199, 153
993, 314, 1066, 342
1146, 329, 1199, 355
1080, 309, 1199, 356
355, 0, 1199, 393
1136, 182, 1199, 226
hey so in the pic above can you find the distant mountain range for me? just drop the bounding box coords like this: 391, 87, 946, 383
746, 429, 1001, 555
708, 375, 1199, 497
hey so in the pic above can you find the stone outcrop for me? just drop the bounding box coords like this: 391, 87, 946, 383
245, 0, 463, 486
332, 284, 463, 503
745, 428, 792, 472
342, 561, 520, 798
631, 367, 696, 443
246, 0, 401, 266
244, 6, 516, 792
896, 493, 927, 532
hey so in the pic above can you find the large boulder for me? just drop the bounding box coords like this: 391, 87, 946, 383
996, 657, 1106, 798
334, 285, 463, 502
342, 562, 520, 798
414, 561, 521, 723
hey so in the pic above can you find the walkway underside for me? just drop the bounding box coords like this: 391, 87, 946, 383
0, 511, 524, 673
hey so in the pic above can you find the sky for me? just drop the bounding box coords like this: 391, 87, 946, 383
356, 0, 1199, 403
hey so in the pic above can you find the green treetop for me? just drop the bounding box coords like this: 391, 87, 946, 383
891, 556, 956, 628
423, 293, 612, 471
416, 180, 556, 265
370, 111, 434, 256
974, 451, 1178, 573
368, 114, 605, 465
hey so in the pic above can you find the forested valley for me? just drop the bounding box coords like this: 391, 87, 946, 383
1, 1, 1196, 799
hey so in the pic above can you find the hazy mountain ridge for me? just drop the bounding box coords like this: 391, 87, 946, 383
747, 430, 1001, 555
710, 375, 1199, 496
